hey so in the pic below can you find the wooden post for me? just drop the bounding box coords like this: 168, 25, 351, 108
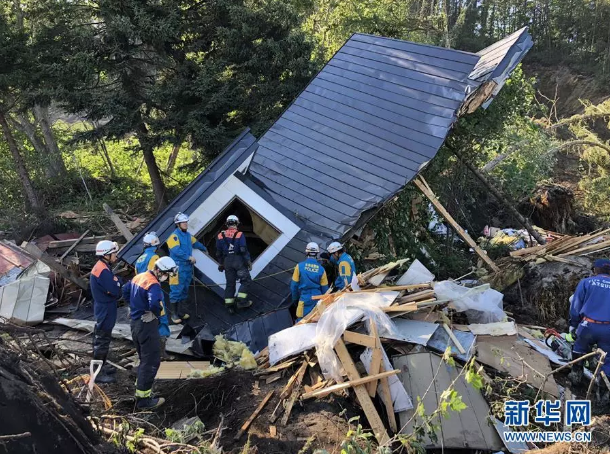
366, 322, 383, 397
59, 229, 90, 264
334, 339, 390, 445
413, 177, 500, 272
22, 242, 89, 290
103, 203, 134, 241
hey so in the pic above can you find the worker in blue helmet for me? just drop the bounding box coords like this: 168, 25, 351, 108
134, 232, 171, 359
167, 213, 207, 324
291, 242, 329, 320
326, 242, 356, 290
568, 258, 610, 386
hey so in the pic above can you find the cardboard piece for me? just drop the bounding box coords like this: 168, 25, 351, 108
476, 335, 559, 396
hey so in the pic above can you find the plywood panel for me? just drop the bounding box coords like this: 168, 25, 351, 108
156, 361, 211, 380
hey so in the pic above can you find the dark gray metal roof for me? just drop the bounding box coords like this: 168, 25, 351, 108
469, 27, 533, 107
118, 129, 257, 264
249, 33, 480, 239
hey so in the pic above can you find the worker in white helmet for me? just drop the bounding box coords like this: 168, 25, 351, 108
122, 256, 178, 410
134, 232, 171, 359
90, 240, 122, 384
327, 242, 356, 290
216, 215, 252, 313
291, 242, 329, 320
167, 212, 207, 324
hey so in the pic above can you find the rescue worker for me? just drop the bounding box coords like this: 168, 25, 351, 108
291, 242, 329, 320
167, 213, 207, 324
568, 258, 610, 386
216, 215, 252, 313
327, 242, 356, 290
319, 251, 337, 286
135, 232, 171, 360
90, 240, 122, 384
122, 256, 177, 410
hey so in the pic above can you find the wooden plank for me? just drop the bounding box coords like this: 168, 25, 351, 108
59, 229, 90, 263
510, 245, 546, 257
558, 238, 610, 257
442, 323, 466, 354
302, 370, 400, 399
378, 364, 397, 434
269, 426, 277, 438
22, 242, 89, 290
47, 235, 118, 249
265, 372, 283, 385
234, 390, 275, 440
343, 330, 377, 348
334, 339, 390, 445
366, 322, 383, 397
413, 177, 500, 272
280, 360, 308, 399
396, 289, 436, 303
156, 361, 211, 379
310, 284, 432, 301
103, 203, 134, 241
254, 359, 297, 375
281, 363, 308, 426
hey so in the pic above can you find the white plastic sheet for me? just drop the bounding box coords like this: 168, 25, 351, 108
433, 281, 505, 323
396, 259, 435, 286
361, 347, 413, 411
268, 323, 317, 365
314, 292, 400, 382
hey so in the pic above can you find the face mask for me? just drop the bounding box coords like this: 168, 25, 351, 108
159, 274, 169, 282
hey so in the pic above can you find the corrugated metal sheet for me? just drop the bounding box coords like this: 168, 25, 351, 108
0, 241, 34, 286
249, 33, 480, 239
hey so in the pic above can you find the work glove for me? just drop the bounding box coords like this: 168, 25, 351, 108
246, 261, 252, 271
189, 256, 197, 264
296, 301, 305, 319
218, 265, 225, 272
566, 326, 577, 342
141, 311, 156, 323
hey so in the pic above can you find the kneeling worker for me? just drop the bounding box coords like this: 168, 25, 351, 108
291, 242, 329, 320
90, 240, 122, 384
568, 258, 610, 386
135, 232, 171, 360
327, 242, 356, 290
216, 215, 252, 313
122, 256, 178, 410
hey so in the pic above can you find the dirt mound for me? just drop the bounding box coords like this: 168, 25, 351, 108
0, 336, 109, 454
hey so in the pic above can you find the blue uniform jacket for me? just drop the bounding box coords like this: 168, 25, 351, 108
216, 227, 251, 262
135, 247, 159, 274
122, 271, 165, 320
90, 260, 122, 304
291, 257, 329, 303
332, 252, 356, 290
168, 228, 206, 267
570, 274, 610, 327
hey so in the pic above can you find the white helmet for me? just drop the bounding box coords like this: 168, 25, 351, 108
327, 242, 343, 254
155, 256, 178, 275
143, 232, 160, 247
306, 242, 320, 255
96, 240, 120, 256
226, 215, 239, 226
174, 212, 189, 224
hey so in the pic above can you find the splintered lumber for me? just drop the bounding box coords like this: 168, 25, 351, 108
59, 229, 90, 263
301, 370, 400, 399
234, 390, 274, 440
310, 284, 432, 301
280, 360, 308, 399
343, 331, 377, 348
22, 242, 89, 290
334, 339, 390, 445
397, 289, 436, 304
254, 359, 296, 376
281, 361, 309, 426
413, 177, 500, 272
510, 245, 546, 257
558, 238, 610, 257
378, 364, 397, 434
103, 203, 134, 241
366, 322, 383, 397
442, 324, 466, 355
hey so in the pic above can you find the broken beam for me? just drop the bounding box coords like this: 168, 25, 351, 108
234, 390, 274, 440
343, 331, 377, 348
301, 370, 400, 399
59, 229, 90, 263
22, 242, 89, 290
413, 177, 500, 272
103, 203, 134, 241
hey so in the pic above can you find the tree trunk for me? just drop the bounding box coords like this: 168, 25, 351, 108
33, 105, 67, 177
136, 123, 167, 210
0, 111, 41, 211
165, 141, 181, 176
10, 113, 55, 179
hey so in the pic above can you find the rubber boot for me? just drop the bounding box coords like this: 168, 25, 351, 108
160, 337, 174, 361
96, 363, 117, 384
236, 297, 253, 309
179, 300, 190, 321
102, 363, 117, 375
170, 302, 182, 324
569, 352, 585, 386
225, 298, 235, 314
136, 396, 165, 410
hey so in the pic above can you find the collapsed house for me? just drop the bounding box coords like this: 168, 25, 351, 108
118, 27, 533, 350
